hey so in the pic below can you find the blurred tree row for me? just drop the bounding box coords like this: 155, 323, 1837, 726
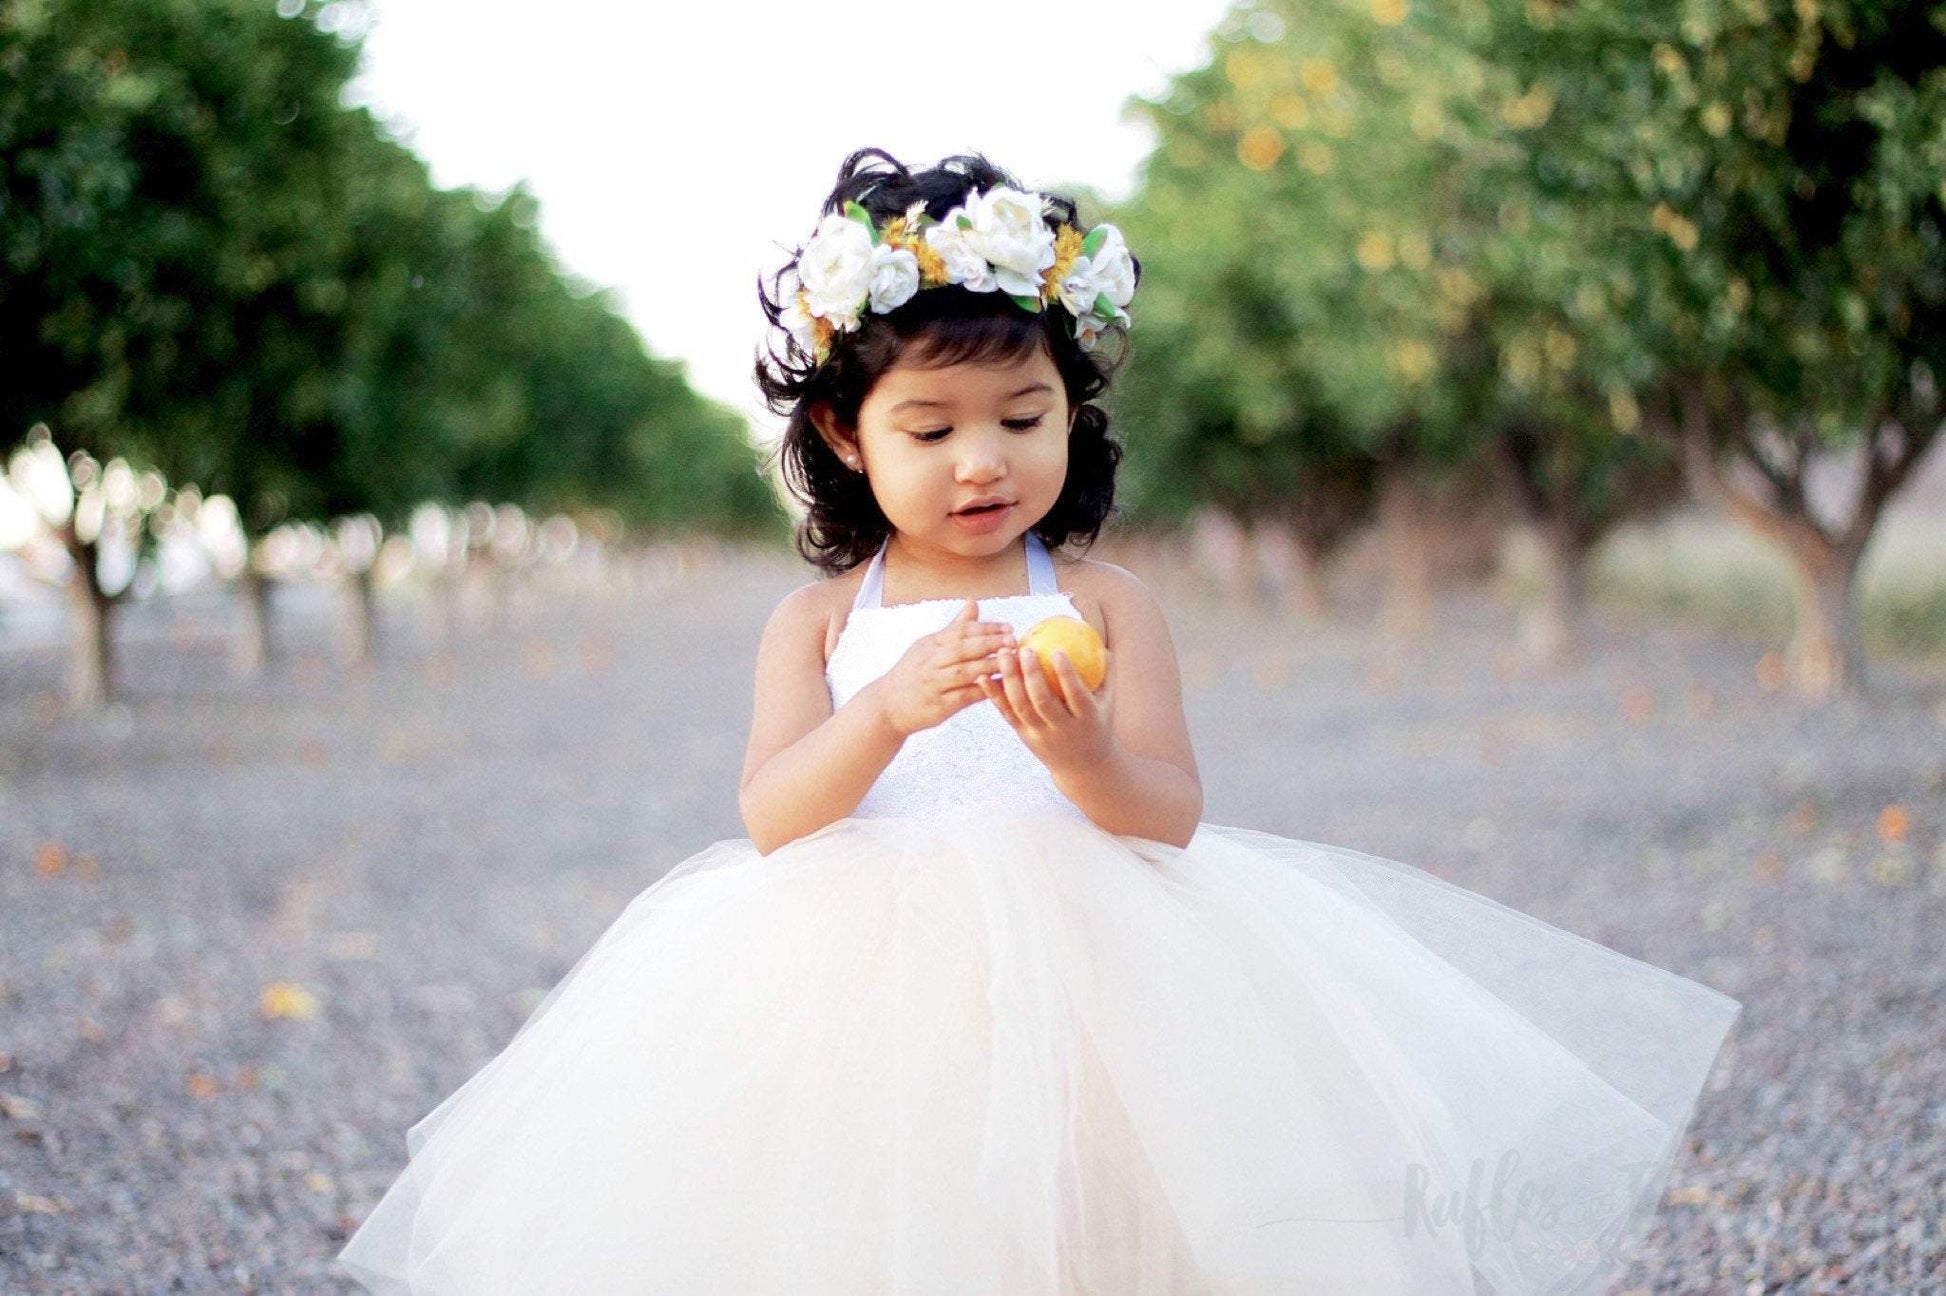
1, 0, 775, 707
1114, 0, 1944, 699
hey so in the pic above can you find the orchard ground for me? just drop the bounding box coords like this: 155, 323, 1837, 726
1, 532, 1943, 1293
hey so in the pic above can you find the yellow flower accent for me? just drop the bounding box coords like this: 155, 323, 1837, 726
1041, 225, 1083, 300
875, 215, 950, 286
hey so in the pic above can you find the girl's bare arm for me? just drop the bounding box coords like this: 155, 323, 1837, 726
738, 585, 904, 855
1049, 565, 1202, 847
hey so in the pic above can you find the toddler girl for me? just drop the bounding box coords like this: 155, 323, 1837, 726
338, 148, 1740, 1295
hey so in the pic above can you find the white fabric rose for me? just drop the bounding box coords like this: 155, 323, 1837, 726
1083, 224, 1137, 309
798, 212, 876, 327
784, 188, 1132, 357
924, 217, 998, 293
866, 243, 919, 313
962, 186, 1056, 297
1057, 264, 1101, 321
1058, 225, 1137, 324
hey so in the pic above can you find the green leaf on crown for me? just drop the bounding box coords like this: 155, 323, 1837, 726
1092, 292, 1116, 319
1081, 226, 1107, 259
1009, 293, 1042, 313
844, 201, 878, 244
956, 214, 973, 230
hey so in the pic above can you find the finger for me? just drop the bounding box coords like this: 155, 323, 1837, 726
954, 649, 1008, 688
1018, 647, 1058, 723
1051, 651, 1086, 714
979, 673, 1020, 728
996, 647, 1033, 722
931, 600, 980, 647
957, 626, 1015, 654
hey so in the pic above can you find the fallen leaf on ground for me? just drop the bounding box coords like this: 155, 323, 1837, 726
260, 981, 319, 1021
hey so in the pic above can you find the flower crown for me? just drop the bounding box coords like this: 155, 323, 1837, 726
777, 184, 1137, 365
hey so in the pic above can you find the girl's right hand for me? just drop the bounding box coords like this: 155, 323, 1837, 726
867, 599, 1016, 738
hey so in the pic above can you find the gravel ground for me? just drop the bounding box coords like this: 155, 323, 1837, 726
1, 540, 1943, 1294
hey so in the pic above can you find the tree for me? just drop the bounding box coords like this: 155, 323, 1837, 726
1, 0, 365, 699
2, 0, 775, 691
1490, 0, 1946, 698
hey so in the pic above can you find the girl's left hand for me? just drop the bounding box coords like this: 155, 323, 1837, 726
980, 642, 1115, 775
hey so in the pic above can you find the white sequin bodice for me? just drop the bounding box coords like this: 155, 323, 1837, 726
824, 532, 1092, 826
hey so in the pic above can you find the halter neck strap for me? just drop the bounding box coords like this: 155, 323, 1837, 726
852, 532, 1058, 612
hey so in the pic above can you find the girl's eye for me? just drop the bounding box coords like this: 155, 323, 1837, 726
909, 416, 1044, 444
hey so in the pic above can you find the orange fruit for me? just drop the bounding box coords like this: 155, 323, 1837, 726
1018, 615, 1107, 691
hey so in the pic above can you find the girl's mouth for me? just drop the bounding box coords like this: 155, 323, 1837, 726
951, 501, 1014, 532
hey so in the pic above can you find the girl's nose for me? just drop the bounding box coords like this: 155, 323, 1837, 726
956, 436, 1006, 479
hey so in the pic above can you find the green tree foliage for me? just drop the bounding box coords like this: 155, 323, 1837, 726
2, 0, 773, 698
1487, 0, 1946, 696
1118, 0, 1939, 679
1115, 1, 1509, 634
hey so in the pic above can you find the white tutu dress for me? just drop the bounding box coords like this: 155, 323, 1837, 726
337, 531, 1741, 1295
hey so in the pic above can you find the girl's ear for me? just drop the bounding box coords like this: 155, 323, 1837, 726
808, 401, 861, 467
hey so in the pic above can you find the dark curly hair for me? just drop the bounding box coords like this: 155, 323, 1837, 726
754, 148, 1132, 576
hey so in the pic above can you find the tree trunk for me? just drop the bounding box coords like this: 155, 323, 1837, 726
340, 565, 378, 664
232, 562, 275, 676
1287, 532, 1330, 619
1521, 524, 1591, 667
1781, 538, 1868, 701
1193, 508, 1254, 611
1665, 378, 1915, 704
1377, 459, 1434, 639
420, 562, 460, 645
62, 527, 115, 710
1255, 517, 1332, 619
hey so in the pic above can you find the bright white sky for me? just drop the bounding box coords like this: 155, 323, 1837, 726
346, 0, 1237, 440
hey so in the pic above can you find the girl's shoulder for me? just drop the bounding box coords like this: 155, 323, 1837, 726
1049, 554, 1109, 645
814, 564, 869, 663
1050, 554, 1161, 653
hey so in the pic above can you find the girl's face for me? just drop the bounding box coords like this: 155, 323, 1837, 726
818, 341, 1073, 576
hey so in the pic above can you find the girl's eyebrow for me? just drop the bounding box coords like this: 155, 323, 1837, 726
889, 383, 1054, 414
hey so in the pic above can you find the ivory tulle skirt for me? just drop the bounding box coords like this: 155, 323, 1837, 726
335, 804, 1740, 1295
